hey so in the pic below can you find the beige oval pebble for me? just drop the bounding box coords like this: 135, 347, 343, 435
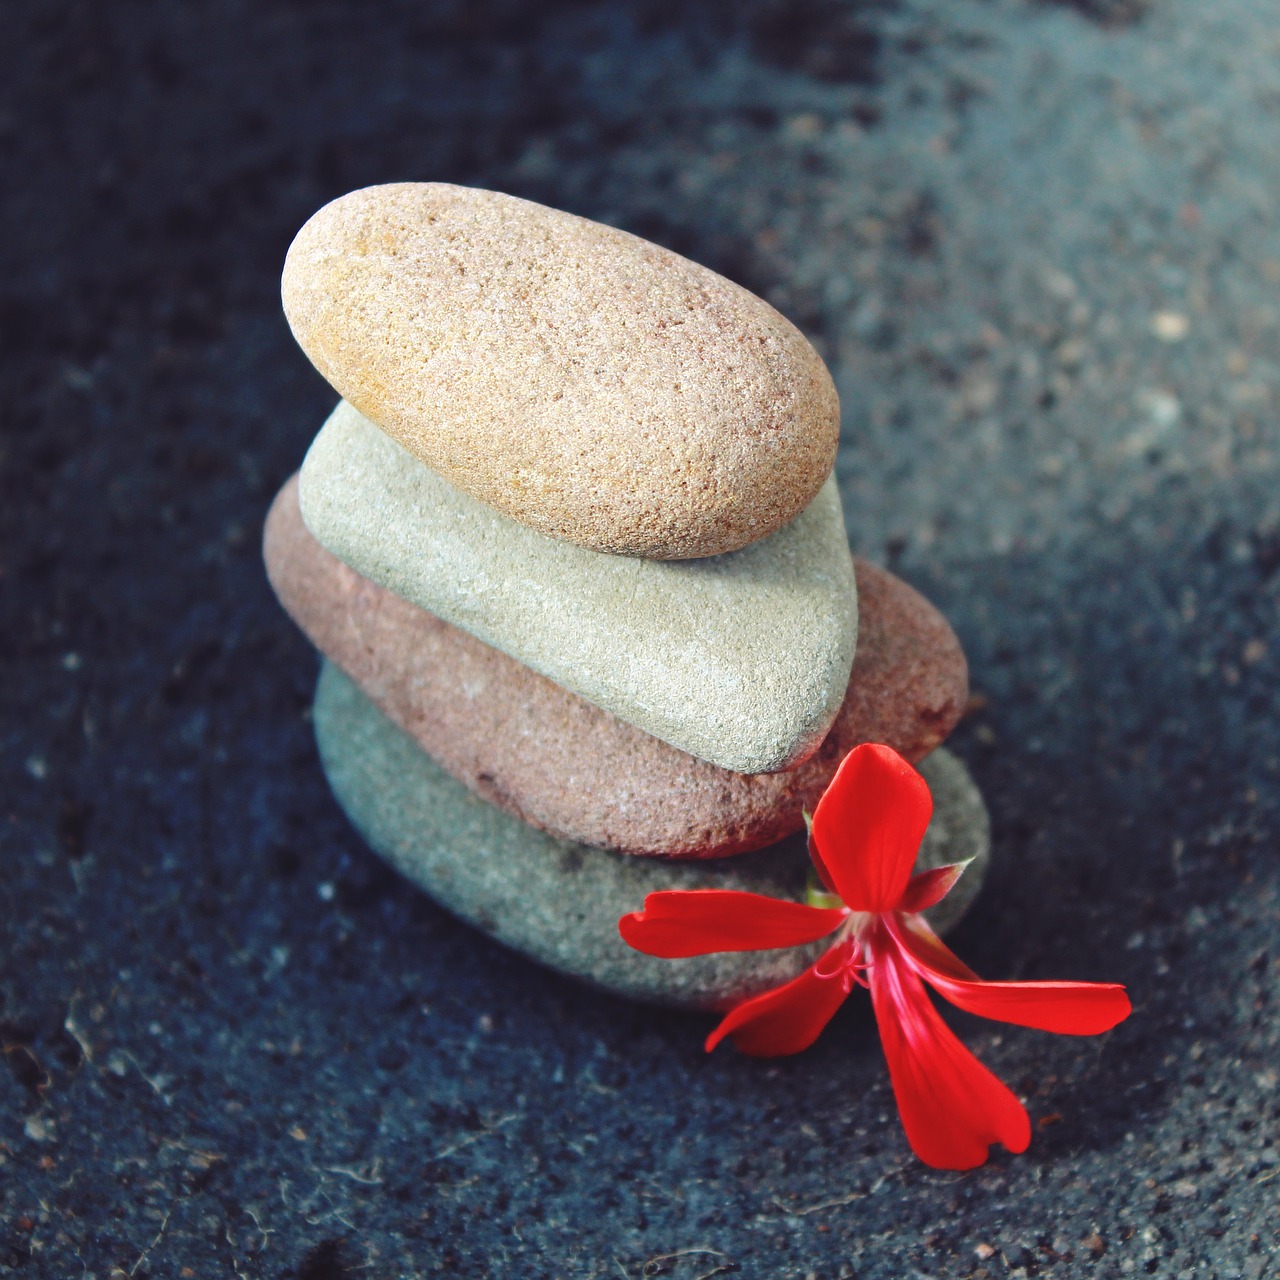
282, 183, 839, 559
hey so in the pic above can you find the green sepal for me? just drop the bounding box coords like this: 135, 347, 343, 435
805, 865, 843, 911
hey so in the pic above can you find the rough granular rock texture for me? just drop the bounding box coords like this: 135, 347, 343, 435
267, 472, 966, 856
9, 0, 1280, 1275
313, 662, 989, 1009
282, 182, 840, 559
299, 400, 858, 774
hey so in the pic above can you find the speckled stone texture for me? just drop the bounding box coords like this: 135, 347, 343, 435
267, 473, 967, 856
282, 182, 840, 559
313, 662, 990, 1009
12, 0, 1280, 1275
299, 399, 859, 774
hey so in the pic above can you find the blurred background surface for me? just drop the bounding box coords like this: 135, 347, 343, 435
2, 1, 1278, 1275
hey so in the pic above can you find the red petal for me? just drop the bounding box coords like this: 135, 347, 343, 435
810, 744, 933, 913
889, 915, 1133, 1036
706, 942, 855, 1056
618, 891, 847, 959
807, 826, 840, 897
897, 860, 972, 914
868, 921, 1030, 1169
887, 913, 980, 981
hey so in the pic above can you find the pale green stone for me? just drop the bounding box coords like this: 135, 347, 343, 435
299, 400, 858, 775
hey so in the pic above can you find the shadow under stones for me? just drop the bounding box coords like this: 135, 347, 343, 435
1035, 0, 1155, 27
919, 522, 1280, 1143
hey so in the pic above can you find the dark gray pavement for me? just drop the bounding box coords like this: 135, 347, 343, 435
2, 1, 1277, 1275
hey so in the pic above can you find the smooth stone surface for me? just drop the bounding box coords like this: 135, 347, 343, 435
314, 663, 991, 1011
282, 182, 839, 559
268, 474, 967, 857
299, 401, 858, 774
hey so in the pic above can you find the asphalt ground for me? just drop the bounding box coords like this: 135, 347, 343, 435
2, 1, 1278, 1276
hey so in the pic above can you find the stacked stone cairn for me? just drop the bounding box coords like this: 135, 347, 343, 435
264, 183, 991, 1010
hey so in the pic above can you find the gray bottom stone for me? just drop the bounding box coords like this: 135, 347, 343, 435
313, 662, 991, 1011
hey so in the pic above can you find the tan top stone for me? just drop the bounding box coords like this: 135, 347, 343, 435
266, 475, 968, 858
281, 183, 839, 559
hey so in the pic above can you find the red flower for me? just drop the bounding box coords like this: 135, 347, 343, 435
619, 744, 1131, 1170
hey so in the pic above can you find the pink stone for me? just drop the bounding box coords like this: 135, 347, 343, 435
265, 475, 968, 858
